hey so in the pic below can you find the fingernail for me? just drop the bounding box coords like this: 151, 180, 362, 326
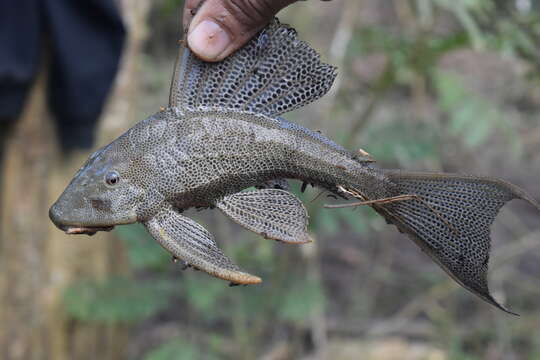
188, 20, 230, 60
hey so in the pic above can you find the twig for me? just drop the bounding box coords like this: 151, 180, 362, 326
344, 61, 395, 148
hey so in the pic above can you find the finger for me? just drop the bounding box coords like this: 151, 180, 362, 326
182, 0, 205, 34
186, 0, 297, 62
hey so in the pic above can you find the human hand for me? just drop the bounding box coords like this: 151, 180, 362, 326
183, 0, 299, 61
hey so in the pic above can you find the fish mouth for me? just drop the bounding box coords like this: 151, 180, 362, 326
59, 225, 115, 236
49, 200, 116, 235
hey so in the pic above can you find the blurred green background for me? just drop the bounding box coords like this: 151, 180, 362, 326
2, 0, 540, 359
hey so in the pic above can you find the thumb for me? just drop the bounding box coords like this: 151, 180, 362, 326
185, 0, 297, 62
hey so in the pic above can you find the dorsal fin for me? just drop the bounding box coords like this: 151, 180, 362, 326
169, 18, 337, 116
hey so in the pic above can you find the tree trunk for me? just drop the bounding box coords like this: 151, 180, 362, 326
0, 1, 150, 359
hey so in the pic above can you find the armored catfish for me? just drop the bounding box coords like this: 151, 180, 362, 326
50, 19, 540, 314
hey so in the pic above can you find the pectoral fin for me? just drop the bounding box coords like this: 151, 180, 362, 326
216, 189, 312, 244
145, 207, 261, 285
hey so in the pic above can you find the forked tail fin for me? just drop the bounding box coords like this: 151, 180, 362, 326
169, 18, 337, 115
375, 171, 540, 314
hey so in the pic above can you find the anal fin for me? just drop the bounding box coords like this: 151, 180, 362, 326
145, 207, 261, 285
216, 189, 312, 244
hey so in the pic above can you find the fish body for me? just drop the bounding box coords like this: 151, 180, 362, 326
50, 19, 540, 314
125, 107, 386, 208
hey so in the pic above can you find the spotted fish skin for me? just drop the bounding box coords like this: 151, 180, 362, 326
109, 106, 388, 210
49, 19, 540, 314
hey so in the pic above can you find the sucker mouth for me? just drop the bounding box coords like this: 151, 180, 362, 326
60, 225, 115, 236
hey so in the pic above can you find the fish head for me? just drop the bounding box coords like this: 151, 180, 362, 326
49, 142, 145, 235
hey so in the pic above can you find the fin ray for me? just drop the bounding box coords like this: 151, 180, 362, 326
217, 189, 312, 244
374, 171, 533, 314
169, 18, 336, 116
145, 207, 261, 284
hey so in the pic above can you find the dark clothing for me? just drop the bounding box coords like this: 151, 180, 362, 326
0, 0, 125, 150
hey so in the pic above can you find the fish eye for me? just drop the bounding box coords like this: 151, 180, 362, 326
105, 171, 120, 186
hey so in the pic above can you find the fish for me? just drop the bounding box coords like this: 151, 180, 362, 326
49, 18, 540, 314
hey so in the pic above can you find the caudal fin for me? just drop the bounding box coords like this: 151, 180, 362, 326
375, 171, 540, 314
169, 18, 337, 116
